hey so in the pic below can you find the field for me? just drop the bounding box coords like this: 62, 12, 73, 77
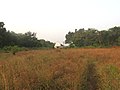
0, 47, 120, 90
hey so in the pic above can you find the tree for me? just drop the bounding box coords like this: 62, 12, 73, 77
17, 31, 38, 47
108, 26, 120, 46
0, 22, 54, 49
0, 22, 4, 29
65, 31, 74, 43
65, 26, 120, 47
0, 22, 8, 48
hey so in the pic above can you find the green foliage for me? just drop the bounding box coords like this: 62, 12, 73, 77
65, 27, 120, 47
117, 37, 120, 46
3, 46, 28, 55
101, 65, 120, 89
39, 39, 54, 48
69, 43, 76, 48
11, 46, 20, 55
65, 31, 74, 43
0, 22, 54, 49
0, 22, 10, 48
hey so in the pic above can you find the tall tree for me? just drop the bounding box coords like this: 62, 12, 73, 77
0, 22, 8, 47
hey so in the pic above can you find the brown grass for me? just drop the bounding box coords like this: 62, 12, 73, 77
0, 47, 120, 90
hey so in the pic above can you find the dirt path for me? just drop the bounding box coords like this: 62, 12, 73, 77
81, 61, 100, 90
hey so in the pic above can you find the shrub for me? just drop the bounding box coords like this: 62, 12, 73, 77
3, 46, 27, 55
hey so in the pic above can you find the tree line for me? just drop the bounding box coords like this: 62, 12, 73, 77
65, 27, 120, 47
0, 22, 54, 49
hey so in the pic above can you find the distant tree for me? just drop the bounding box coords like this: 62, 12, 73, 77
0, 22, 9, 47
0, 22, 4, 29
65, 26, 120, 47
0, 22, 54, 49
39, 39, 54, 48
65, 31, 74, 43
17, 31, 38, 47
108, 26, 120, 45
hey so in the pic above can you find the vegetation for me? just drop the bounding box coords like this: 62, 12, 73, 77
0, 22, 54, 49
0, 21, 120, 89
65, 27, 120, 47
0, 47, 120, 89
1, 21, 120, 49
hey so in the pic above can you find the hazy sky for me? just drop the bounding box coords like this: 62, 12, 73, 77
0, 0, 120, 43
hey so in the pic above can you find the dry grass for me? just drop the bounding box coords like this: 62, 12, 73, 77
0, 47, 120, 90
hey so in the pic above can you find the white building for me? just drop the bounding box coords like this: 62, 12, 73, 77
54, 42, 70, 48
54, 42, 63, 48
63, 43, 70, 47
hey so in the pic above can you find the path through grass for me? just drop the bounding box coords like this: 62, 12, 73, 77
80, 61, 100, 90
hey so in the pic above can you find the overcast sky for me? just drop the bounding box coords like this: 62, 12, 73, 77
0, 0, 120, 43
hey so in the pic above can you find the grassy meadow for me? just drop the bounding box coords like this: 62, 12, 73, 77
0, 47, 120, 90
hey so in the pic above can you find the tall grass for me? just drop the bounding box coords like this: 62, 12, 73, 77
0, 47, 120, 90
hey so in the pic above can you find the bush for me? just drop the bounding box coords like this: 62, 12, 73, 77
11, 46, 20, 55
3, 46, 28, 55
69, 43, 76, 48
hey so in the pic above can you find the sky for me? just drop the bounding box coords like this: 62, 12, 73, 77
0, 0, 120, 43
